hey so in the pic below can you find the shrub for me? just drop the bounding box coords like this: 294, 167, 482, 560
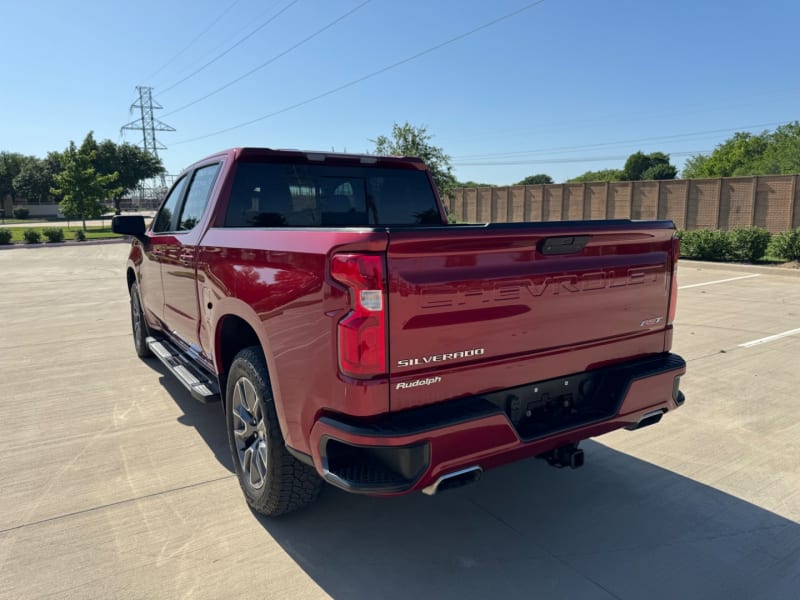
74, 229, 87, 242
23, 228, 41, 244
675, 230, 694, 257
768, 227, 800, 261
728, 227, 771, 262
43, 227, 64, 243
12, 207, 29, 219
677, 229, 732, 261
0, 229, 12, 245
697, 230, 733, 261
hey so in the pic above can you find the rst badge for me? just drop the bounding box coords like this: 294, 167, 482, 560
640, 317, 664, 327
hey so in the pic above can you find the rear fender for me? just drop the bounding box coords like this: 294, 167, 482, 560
210, 298, 289, 435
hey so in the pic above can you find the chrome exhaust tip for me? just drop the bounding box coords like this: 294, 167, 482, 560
421, 466, 482, 496
626, 409, 666, 431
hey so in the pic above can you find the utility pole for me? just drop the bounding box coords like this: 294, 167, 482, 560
121, 86, 175, 205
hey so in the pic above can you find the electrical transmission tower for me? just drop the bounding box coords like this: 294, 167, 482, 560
121, 86, 175, 206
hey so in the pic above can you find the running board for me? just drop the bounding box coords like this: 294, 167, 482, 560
146, 336, 220, 403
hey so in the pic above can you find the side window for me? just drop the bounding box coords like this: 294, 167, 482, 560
178, 163, 221, 231
152, 176, 188, 233
225, 163, 295, 227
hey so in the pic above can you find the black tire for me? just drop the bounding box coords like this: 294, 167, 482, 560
225, 347, 322, 516
130, 282, 152, 358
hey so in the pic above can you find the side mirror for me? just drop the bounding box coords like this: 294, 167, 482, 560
112, 215, 147, 243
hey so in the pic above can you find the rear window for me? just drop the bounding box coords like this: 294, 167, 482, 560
224, 162, 443, 227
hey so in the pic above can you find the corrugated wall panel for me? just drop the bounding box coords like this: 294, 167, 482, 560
586, 183, 607, 219
607, 183, 632, 218
441, 193, 453, 214
508, 186, 525, 222
525, 186, 543, 221
793, 175, 800, 229
632, 181, 659, 220
686, 180, 720, 229
754, 176, 793, 232
450, 188, 464, 222
563, 184, 584, 220
718, 177, 755, 230
476, 188, 492, 222
491, 188, 509, 222
448, 175, 798, 230
658, 180, 688, 228
464, 188, 478, 223
543, 185, 563, 221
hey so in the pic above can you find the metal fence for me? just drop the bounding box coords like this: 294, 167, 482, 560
443, 175, 800, 232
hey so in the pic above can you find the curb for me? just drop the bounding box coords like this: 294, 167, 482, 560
680, 258, 800, 278
0, 238, 129, 251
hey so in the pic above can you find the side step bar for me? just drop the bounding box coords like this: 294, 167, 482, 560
146, 336, 220, 403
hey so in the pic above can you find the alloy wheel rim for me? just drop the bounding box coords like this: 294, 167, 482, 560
132, 295, 143, 346
232, 377, 268, 489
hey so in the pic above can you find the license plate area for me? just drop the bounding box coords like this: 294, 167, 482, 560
483, 370, 619, 441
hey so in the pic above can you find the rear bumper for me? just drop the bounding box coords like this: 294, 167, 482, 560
306, 353, 686, 495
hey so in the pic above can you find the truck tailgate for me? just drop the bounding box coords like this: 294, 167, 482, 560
386, 221, 676, 410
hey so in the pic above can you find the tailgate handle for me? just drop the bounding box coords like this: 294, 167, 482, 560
539, 235, 590, 255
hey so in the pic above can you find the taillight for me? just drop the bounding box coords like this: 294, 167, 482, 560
331, 254, 387, 379
668, 235, 679, 324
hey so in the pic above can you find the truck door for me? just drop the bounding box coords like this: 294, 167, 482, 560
160, 163, 221, 349
140, 175, 189, 326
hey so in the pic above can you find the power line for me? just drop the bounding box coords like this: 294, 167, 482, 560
162, 0, 372, 118
143, 0, 242, 84
153, 1, 279, 88
172, 0, 548, 145
452, 150, 710, 167
443, 87, 800, 145
450, 121, 790, 160
158, 0, 300, 96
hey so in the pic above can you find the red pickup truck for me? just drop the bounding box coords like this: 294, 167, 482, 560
113, 148, 686, 516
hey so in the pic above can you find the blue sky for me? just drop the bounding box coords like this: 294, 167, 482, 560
2, 0, 798, 184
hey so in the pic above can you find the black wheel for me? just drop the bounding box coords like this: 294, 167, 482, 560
225, 347, 322, 516
130, 282, 152, 358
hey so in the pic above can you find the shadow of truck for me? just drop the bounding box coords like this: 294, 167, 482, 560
259, 442, 799, 600
156, 360, 800, 600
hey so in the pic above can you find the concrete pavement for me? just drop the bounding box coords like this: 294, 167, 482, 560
0, 245, 798, 599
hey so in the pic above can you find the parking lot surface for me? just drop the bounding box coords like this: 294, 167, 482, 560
1, 244, 798, 599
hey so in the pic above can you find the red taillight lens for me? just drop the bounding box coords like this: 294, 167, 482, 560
331, 254, 387, 378
668, 235, 679, 324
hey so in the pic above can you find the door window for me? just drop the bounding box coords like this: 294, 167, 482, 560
152, 176, 188, 233
178, 163, 221, 231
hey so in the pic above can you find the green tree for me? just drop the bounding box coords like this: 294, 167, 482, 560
682, 132, 769, 178
516, 174, 553, 185
681, 154, 709, 179
51, 141, 122, 230
457, 180, 496, 188
752, 122, 800, 176
680, 122, 800, 179
13, 157, 55, 203
0, 152, 28, 203
568, 168, 624, 183
79, 132, 164, 211
641, 162, 679, 180
623, 151, 677, 181
372, 122, 456, 198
